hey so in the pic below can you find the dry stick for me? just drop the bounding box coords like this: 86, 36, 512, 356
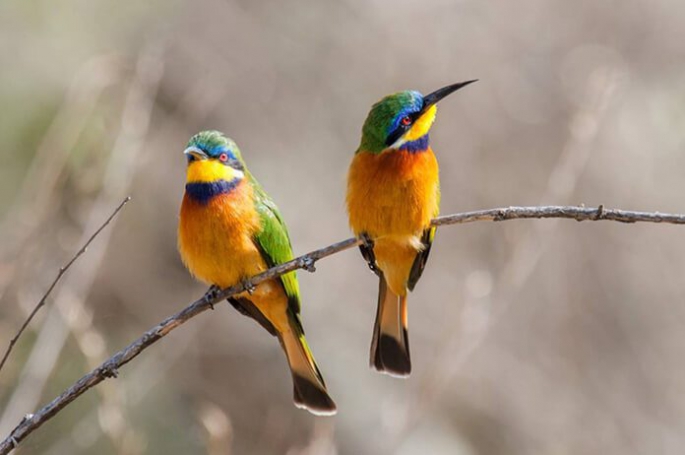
44, 61, 234, 455
0, 43, 162, 445
0, 197, 131, 374
431, 205, 685, 225
2, 204, 685, 453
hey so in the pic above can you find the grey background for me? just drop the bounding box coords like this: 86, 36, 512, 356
2, 0, 685, 453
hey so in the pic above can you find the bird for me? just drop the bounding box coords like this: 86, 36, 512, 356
346, 81, 477, 377
178, 130, 336, 415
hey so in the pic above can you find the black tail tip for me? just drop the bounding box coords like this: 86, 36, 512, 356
292, 374, 337, 416
372, 334, 411, 377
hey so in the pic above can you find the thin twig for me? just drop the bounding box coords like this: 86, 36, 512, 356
2, 204, 685, 454
432, 205, 685, 226
0, 197, 131, 374
0, 42, 164, 446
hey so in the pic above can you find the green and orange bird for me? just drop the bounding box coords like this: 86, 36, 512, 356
347, 81, 477, 377
178, 131, 336, 415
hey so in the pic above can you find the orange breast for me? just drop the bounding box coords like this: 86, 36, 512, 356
346, 148, 440, 237
178, 180, 264, 288
347, 148, 440, 295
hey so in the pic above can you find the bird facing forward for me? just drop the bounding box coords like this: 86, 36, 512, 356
178, 130, 336, 415
346, 81, 476, 377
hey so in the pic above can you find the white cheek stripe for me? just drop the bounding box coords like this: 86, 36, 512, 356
389, 136, 407, 149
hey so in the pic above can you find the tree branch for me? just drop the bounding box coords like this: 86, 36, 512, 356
432, 205, 685, 225
0, 197, 131, 375
2, 204, 685, 454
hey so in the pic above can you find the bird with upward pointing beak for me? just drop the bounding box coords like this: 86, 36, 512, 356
347, 81, 477, 377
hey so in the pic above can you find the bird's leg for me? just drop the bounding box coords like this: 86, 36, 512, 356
203, 285, 222, 309
241, 278, 256, 295
359, 232, 382, 277
360, 232, 372, 246
301, 256, 316, 273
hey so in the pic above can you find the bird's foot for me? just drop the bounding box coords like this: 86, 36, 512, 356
100, 364, 119, 378
301, 256, 316, 273
360, 232, 374, 249
242, 278, 256, 295
204, 285, 222, 309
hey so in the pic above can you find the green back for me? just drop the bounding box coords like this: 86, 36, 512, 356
249, 175, 301, 315
187, 130, 301, 315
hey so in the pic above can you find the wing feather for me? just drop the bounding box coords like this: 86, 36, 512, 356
251, 182, 301, 315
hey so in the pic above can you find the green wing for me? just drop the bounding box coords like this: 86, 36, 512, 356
251, 182, 301, 315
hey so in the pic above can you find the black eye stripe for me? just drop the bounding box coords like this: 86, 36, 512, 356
385, 112, 420, 146
385, 126, 406, 146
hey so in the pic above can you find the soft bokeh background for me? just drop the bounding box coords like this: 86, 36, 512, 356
2, 0, 685, 453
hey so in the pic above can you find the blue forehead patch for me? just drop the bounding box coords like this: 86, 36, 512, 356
186, 131, 239, 159
206, 144, 235, 158
387, 91, 424, 133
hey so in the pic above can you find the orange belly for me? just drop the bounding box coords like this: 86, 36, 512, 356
347, 148, 440, 294
178, 182, 293, 332
178, 180, 263, 288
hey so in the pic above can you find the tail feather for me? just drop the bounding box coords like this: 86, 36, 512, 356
370, 275, 411, 377
280, 313, 337, 416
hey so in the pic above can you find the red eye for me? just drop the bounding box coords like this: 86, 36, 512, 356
400, 116, 412, 126
219, 153, 228, 162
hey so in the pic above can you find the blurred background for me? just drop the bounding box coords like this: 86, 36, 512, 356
2, 0, 685, 453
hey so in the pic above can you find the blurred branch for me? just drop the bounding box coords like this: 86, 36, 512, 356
0, 197, 130, 375
0, 40, 164, 450
2, 204, 685, 454
432, 205, 685, 225
0, 55, 124, 301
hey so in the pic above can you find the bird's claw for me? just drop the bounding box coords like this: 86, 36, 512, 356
360, 233, 374, 249
242, 279, 256, 295
204, 285, 222, 309
100, 364, 119, 378
301, 257, 316, 273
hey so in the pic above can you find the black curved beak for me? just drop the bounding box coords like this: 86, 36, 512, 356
420, 80, 477, 115
184, 146, 208, 161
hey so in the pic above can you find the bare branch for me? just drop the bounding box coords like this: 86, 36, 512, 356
0, 197, 131, 375
2, 204, 685, 454
432, 205, 685, 226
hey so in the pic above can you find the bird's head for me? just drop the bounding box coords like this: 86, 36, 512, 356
358, 80, 477, 154
183, 130, 246, 183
